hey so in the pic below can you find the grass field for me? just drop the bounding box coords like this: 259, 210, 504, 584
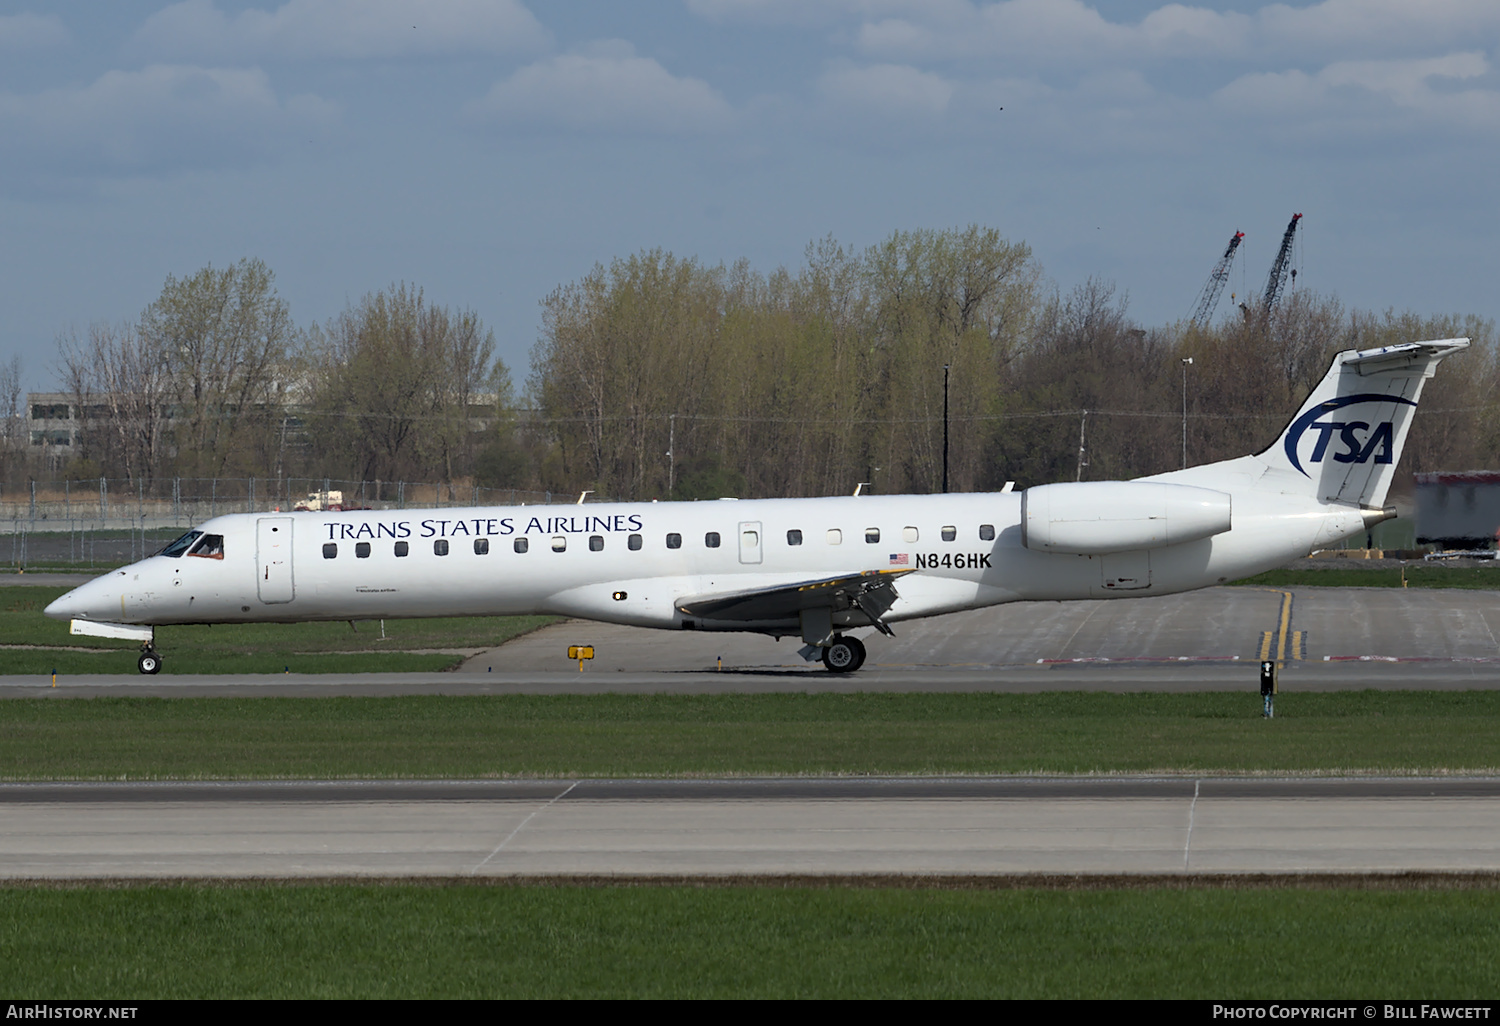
1236, 565, 1500, 589
0, 586, 555, 674
3, 690, 1498, 779
2, 882, 1496, 998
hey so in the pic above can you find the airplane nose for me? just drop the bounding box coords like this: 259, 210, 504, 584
44, 588, 87, 621
44, 577, 109, 621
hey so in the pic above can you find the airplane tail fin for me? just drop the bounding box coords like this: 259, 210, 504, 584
1258, 338, 1469, 508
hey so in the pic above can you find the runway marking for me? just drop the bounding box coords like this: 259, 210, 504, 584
470, 780, 578, 875
1256, 589, 1302, 665
1259, 631, 1305, 661
1184, 778, 1200, 872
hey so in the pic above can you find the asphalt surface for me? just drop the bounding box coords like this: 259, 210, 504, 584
7, 585, 1500, 695
5, 777, 1499, 878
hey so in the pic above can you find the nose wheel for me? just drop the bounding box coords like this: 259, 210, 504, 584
137, 647, 162, 675
821, 635, 866, 673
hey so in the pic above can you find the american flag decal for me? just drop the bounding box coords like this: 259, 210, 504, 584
889, 553, 909, 566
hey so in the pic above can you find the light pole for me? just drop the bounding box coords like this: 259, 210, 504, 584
1180, 357, 1194, 469
942, 364, 950, 494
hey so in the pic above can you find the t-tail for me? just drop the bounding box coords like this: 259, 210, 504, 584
1253, 338, 1470, 509
1158, 338, 1470, 513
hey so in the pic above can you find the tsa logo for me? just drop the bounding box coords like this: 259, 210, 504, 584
1283, 393, 1416, 476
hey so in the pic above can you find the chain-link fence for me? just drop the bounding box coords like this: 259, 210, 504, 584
1, 477, 610, 569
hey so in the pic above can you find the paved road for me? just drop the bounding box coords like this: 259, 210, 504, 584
4, 777, 1497, 879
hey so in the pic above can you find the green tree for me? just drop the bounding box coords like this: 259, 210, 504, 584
138, 258, 298, 478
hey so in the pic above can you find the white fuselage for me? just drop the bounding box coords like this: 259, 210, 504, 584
47, 468, 1367, 634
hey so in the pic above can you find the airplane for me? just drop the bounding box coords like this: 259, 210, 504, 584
45, 338, 1468, 675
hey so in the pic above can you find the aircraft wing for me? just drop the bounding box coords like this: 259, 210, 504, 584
676, 569, 914, 634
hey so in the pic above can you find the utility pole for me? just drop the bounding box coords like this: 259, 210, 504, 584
942, 364, 950, 494
667, 413, 676, 496
1075, 410, 1089, 482
1181, 357, 1194, 469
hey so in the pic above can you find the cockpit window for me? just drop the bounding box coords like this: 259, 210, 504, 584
159, 530, 202, 558
188, 534, 225, 560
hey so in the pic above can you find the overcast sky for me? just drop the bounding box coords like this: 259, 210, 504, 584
2, 0, 1497, 392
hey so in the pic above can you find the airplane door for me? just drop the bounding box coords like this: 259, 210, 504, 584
738, 521, 763, 565
257, 517, 295, 603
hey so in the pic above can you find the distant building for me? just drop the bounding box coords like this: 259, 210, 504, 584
27, 393, 84, 448
1414, 471, 1500, 548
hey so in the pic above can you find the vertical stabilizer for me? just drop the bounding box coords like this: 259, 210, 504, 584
1258, 338, 1469, 508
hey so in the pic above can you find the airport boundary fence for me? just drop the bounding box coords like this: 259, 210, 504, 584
2, 477, 611, 568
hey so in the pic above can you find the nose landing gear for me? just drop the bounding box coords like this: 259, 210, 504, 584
137, 645, 162, 675
821, 635, 866, 674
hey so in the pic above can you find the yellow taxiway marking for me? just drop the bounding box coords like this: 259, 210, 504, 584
1257, 589, 1302, 666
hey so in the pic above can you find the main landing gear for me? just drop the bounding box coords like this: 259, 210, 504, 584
821, 635, 866, 674
137, 644, 162, 675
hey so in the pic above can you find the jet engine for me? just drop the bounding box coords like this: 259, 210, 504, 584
1021, 481, 1232, 555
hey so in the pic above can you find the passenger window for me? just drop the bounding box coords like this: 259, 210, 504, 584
903, 526, 919, 543
827, 529, 842, 545
322, 543, 337, 559
979, 524, 996, 541
434, 539, 449, 556
188, 534, 225, 560
355, 542, 370, 559
666, 533, 682, 549
589, 535, 604, 551
513, 538, 528, 554
865, 528, 880, 544
552, 536, 567, 552
628, 534, 643, 550
395, 541, 409, 557
474, 538, 489, 555
941, 526, 957, 542
705, 532, 721, 548
787, 529, 802, 546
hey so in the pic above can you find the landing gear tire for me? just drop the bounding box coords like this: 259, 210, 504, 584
822, 635, 866, 674
137, 649, 162, 675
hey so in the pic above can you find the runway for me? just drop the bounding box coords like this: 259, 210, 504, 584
7, 585, 1500, 695
4, 777, 1498, 879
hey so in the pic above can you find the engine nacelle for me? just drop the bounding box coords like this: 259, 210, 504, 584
1021, 481, 1232, 555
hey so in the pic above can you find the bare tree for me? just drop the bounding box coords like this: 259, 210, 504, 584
57, 323, 173, 484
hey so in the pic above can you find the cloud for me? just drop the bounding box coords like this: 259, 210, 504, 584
848, 0, 1500, 66
0, 65, 338, 179
471, 42, 731, 134
818, 62, 954, 117
686, 1, 965, 27
0, 12, 69, 49
132, 0, 550, 61
1215, 52, 1500, 136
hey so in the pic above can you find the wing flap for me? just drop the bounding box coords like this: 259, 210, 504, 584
676, 569, 914, 622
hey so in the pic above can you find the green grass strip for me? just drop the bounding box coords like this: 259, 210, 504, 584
1235, 566, 1500, 589
2, 883, 1497, 998
0, 586, 555, 674
3, 691, 1498, 778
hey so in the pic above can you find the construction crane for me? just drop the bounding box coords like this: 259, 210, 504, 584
1261, 212, 1302, 313
1189, 230, 1244, 326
